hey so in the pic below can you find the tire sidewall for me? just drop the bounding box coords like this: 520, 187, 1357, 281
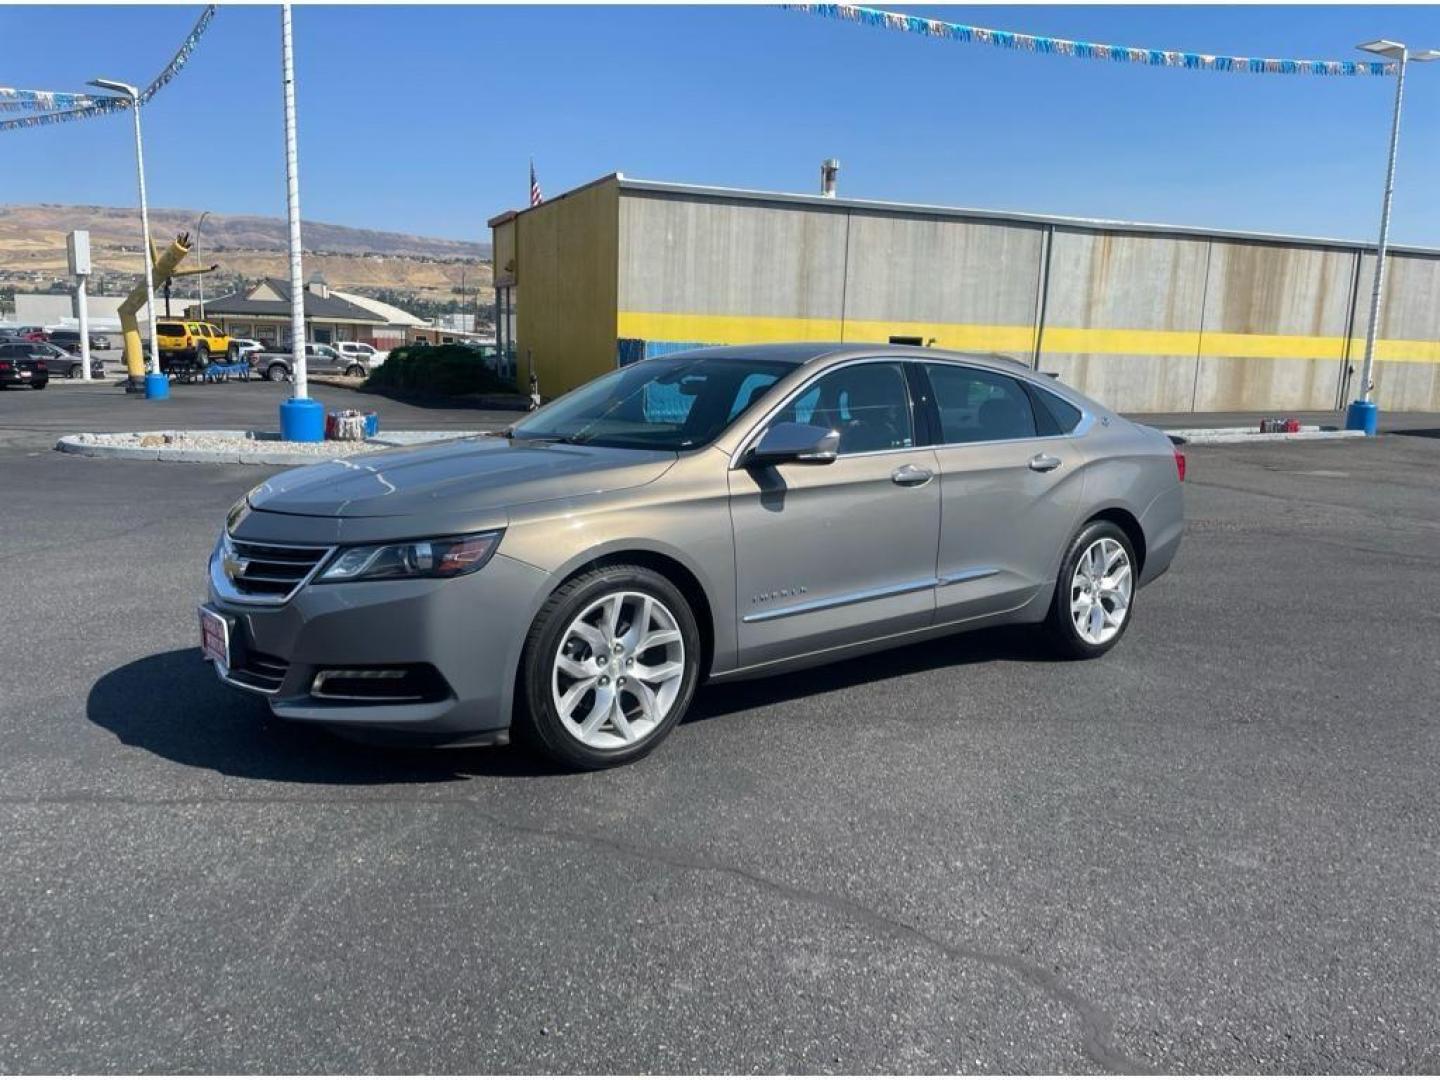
522, 566, 702, 769
1050, 520, 1137, 659
267, 364, 287, 383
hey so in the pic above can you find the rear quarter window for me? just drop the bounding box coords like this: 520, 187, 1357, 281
157, 322, 185, 335
1028, 384, 1084, 435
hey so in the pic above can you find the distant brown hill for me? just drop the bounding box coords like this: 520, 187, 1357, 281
0, 204, 492, 304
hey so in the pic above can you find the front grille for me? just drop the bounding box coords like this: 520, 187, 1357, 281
225, 538, 330, 601
226, 651, 289, 694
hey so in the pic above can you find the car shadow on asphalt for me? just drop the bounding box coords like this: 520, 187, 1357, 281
88, 628, 1049, 784
684, 625, 1049, 725
86, 648, 563, 784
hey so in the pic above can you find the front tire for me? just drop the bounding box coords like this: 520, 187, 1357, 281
1045, 520, 1136, 659
518, 565, 701, 769
69, 363, 83, 379
346, 364, 366, 378
266, 363, 288, 383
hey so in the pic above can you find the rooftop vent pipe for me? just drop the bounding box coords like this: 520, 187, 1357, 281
820, 158, 840, 198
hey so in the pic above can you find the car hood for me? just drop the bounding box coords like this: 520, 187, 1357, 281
247, 436, 677, 520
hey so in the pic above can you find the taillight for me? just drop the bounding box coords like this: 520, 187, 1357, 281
1173, 448, 1187, 482
0, 362, 11, 372
35, 361, 47, 370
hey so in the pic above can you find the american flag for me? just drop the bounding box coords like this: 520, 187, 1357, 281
529, 160, 543, 207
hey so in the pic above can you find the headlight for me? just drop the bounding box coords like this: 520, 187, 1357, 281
318, 531, 502, 583
226, 493, 254, 532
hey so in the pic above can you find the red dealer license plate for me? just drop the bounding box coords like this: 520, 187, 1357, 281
198, 606, 231, 667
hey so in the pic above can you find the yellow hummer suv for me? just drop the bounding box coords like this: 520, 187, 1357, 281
155, 320, 232, 374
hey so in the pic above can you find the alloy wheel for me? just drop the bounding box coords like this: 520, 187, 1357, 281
551, 590, 685, 749
1070, 537, 1132, 646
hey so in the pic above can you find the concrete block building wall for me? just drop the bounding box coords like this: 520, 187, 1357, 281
497, 175, 1440, 413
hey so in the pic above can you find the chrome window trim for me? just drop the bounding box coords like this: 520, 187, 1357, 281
209, 533, 336, 607
742, 576, 936, 624
728, 356, 923, 469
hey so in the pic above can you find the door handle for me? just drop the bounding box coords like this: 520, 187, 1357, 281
891, 463, 934, 487
1028, 454, 1062, 473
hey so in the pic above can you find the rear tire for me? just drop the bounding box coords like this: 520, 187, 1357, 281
517, 564, 701, 770
1044, 520, 1136, 660
346, 364, 366, 378
266, 363, 288, 383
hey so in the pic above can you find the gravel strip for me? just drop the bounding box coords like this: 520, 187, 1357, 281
1165, 427, 1368, 445
55, 428, 489, 465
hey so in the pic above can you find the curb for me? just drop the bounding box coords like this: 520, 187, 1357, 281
1166, 428, 1368, 445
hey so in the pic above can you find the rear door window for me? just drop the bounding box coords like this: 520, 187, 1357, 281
923, 364, 1038, 444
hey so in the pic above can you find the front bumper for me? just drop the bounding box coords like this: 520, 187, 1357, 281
205, 546, 550, 744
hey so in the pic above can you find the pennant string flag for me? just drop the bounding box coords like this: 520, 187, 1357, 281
0, 5, 217, 132
0, 89, 113, 110
784, 4, 1399, 77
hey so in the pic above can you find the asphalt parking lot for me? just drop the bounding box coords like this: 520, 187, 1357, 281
1, 381, 1438, 1072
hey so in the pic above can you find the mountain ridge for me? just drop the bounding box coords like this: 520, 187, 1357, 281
0, 204, 490, 259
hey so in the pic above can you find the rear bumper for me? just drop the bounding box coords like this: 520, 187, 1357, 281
205, 549, 550, 744
1137, 482, 1184, 587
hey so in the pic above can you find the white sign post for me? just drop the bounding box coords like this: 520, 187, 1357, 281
67, 230, 93, 383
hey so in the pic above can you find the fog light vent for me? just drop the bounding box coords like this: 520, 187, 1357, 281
310, 665, 449, 704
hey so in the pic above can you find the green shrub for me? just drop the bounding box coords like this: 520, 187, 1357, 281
367, 344, 513, 396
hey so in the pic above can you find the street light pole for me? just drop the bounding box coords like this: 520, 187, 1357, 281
196, 210, 210, 319
1347, 40, 1440, 435
277, 2, 324, 440
90, 77, 165, 400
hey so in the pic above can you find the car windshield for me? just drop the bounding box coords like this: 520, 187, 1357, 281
511, 355, 795, 451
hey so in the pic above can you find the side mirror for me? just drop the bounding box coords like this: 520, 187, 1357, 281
747, 422, 839, 466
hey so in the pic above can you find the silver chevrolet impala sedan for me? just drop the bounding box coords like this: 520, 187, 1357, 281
202, 344, 1184, 768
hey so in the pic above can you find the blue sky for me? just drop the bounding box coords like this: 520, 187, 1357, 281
5, 5, 1440, 246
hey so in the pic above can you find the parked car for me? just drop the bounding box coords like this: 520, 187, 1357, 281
25, 341, 102, 379
228, 338, 264, 363
251, 341, 368, 381
46, 328, 111, 354
12, 326, 48, 343
154, 320, 232, 374
200, 343, 1186, 769
0, 341, 51, 388
335, 341, 388, 370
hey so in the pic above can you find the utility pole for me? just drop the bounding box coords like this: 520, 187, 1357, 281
1346, 40, 1440, 434
277, 3, 324, 440
90, 77, 165, 399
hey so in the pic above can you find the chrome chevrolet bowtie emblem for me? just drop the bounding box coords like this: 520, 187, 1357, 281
222, 552, 250, 581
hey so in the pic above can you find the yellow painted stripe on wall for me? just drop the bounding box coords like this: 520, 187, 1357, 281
616, 311, 1440, 364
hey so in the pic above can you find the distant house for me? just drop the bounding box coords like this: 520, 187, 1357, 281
326, 289, 428, 350
188, 275, 415, 347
